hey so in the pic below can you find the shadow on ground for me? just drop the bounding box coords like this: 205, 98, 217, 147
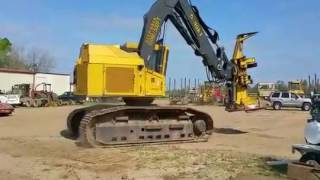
60, 129, 77, 140
263, 157, 289, 177
213, 128, 248, 134
265, 108, 306, 112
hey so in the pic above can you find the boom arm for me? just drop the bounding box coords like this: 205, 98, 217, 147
138, 0, 234, 82
138, 0, 260, 111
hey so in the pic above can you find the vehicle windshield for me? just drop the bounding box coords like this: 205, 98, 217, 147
259, 85, 270, 89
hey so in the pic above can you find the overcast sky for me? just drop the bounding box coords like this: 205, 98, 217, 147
0, 0, 319, 83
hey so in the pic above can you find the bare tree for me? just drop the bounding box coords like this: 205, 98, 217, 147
7, 46, 29, 69
276, 80, 288, 91
4, 45, 56, 72
26, 47, 56, 72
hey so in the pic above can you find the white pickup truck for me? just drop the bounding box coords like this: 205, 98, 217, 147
269, 92, 312, 111
0, 94, 20, 106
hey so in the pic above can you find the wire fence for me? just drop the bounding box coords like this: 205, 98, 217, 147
166, 77, 205, 98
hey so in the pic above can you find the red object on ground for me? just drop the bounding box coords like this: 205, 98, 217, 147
0, 103, 14, 115
214, 87, 221, 97
214, 87, 223, 101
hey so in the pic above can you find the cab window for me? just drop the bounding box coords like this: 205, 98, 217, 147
281, 93, 289, 98
272, 92, 280, 98
291, 93, 298, 99
147, 46, 168, 74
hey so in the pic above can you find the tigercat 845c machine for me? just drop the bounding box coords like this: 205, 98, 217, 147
67, 0, 260, 147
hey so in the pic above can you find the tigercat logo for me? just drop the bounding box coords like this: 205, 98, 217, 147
145, 17, 161, 46
189, 14, 203, 37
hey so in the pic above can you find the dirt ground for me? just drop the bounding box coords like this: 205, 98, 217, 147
0, 99, 309, 180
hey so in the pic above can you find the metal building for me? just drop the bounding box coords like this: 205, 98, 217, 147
0, 68, 71, 95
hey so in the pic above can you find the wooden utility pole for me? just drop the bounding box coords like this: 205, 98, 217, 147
315, 74, 317, 93
168, 78, 171, 97
309, 75, 311, 94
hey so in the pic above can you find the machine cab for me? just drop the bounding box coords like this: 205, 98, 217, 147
74, 42, 169, 98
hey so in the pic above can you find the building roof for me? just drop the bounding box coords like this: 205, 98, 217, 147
0, 68, 33, 74
36, 72, 70, 76
0, 68, 70, 76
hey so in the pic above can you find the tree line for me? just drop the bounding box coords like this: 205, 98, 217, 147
0, 37, 55, 72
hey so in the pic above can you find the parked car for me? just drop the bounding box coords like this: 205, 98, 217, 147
58, 91, 85, 105
0, 90, 20, 106
269, 92, 312, 111
0, 94, 20, 106
0, 103, 14, 116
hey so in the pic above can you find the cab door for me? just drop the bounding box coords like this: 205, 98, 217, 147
280, 92, 290, 106
289, 93, 299, 107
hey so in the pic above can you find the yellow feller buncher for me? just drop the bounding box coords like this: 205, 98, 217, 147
288, 80, 305, 96
67, 0, 261, 147
227, 32, 261, 111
